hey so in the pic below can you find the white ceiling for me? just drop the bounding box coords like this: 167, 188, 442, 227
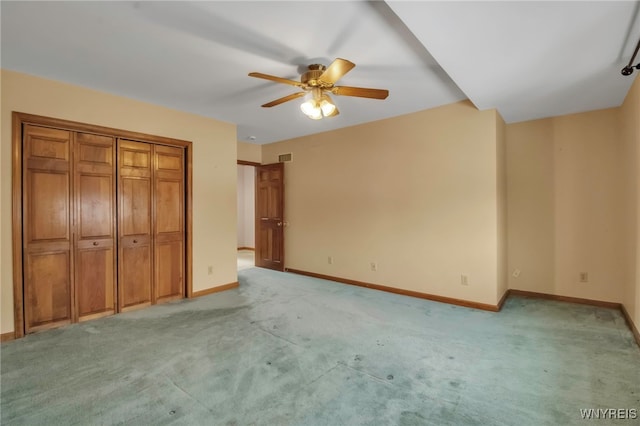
388, 0, 640, 123
2, 1, 639, 144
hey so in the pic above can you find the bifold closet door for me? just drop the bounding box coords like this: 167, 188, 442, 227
154, 145, 185, 303
23, 125, 74, 333
118, 140, 185, 308
19, 118, 188, 334
118, 140, 153, 311
74, 133, 116, 321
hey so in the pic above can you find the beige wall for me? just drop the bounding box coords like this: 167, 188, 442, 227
263, 101, 503, 306
506, 108, 626, 303
505, 119, 555, 295
0, 71, 3, 330
3, 68, 637, 334
237, 167, 246, 246
496, 113, 508, 301
620, 75, 640, 329
237, 141, 262, 163
237, 165, 255, 248
1, 70, 238, 334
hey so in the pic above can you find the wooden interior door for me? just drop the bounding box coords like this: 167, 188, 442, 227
154, 145, 185, 303
255, 163, 285, 271
74, 133, 116, 322
118, 139, 153, 311
22, 125, 74, 333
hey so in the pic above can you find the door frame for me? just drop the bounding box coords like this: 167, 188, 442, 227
237, 159, 287, 271
12, 112, 193, 338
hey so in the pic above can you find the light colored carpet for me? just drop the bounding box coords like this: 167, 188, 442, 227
237, 249, 255, 271
1, 267, 639, 425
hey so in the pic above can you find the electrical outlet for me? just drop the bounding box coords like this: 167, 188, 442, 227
512, 269, 521, 278
208, 266, 213, 275
370, 262, 377, 272
328, 256, 333, 265
579, 272, 588, 283
461, 274, 469, 286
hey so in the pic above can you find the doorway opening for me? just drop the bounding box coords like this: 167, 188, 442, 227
237, 162, 256, 270
237, 159, 285, 272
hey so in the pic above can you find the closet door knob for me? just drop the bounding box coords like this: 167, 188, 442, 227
93, 241, 98, 246
133, 239, 138, 243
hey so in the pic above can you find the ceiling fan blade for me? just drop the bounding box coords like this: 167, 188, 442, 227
249, 72, 304, 87
332, 86, 389, 99
261, 92, 306, 108
318, 58, 355, 85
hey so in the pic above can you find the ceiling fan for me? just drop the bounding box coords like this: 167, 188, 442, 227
248, 58, 389, 120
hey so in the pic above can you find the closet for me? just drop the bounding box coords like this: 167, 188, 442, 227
17, 114, 189, 335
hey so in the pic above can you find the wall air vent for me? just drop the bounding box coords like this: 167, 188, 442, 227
278, 153, 293, 163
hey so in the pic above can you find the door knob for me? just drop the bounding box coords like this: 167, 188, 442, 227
133, 239, 138, 243
277, 222, 282, 227
93, 241, 98, 246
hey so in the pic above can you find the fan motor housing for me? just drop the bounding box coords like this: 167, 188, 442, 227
302, 64, 327, 87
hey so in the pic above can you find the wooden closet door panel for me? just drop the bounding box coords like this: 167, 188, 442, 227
25, 251, 71, 330
120, 140, 151, 175
28, 171, 70, 241
74, 133, 116, 321
120, 243, 152, 308
121, 178, 151, 235
118, 140, 153, 311
156, 179, 182, 233
155, 240, 183, 301
154, 145, 184, 303
77, 175, 112, 237
23, 125, 73, 333
76, 248, 114, 319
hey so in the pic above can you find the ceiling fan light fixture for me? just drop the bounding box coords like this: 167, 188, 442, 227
301, 92, 336, 120
300, 99, 322, 119
319, 95, 336, 117
249, 58, 387, 119
309, 108, 323, 120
